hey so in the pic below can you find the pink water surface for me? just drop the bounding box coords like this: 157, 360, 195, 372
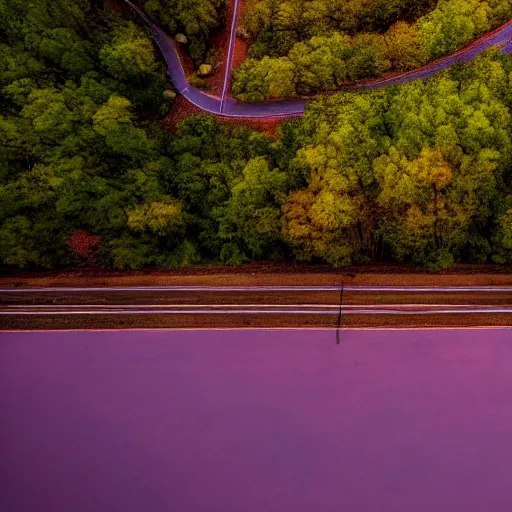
1, 328, 512, 511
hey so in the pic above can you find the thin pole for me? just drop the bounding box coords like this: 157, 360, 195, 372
336, 282, 344, 344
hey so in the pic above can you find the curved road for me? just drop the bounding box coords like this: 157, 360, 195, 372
124, 0, 512, 118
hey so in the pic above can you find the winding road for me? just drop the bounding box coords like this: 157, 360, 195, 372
124, 0, 512, 118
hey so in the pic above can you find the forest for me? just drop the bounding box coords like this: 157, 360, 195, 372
1, 0, 512, 271
233, 0, 512, 101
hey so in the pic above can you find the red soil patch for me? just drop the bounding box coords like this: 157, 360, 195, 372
163, 95, 289, 138
217, 115, 289, 138
163, 96, 204, 131
195, 0, 251, 99
227, 0, 250, 99
204, 0, 249, 97
204, 9, 231, 95
232, 38, 249, 71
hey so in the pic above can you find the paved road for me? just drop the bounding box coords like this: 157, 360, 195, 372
3, 304, 512, 316
123, 0, 512, 118
2, 284, 510, 328
2, 328, 512, 511
4, 308, 512, 316
3, 285, 512, 292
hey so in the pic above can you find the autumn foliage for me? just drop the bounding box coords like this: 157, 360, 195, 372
68, 230, 102, 264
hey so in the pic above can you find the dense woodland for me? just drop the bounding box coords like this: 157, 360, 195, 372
1, 0, 512, 271
233, 0, 512, 101
144, 0, 225, 63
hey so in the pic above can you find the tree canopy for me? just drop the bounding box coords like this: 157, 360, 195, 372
144, 0, 225, 63
1, 0, 512, 271
233, 0, 512, 100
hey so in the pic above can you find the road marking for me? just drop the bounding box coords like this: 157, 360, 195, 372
2, 308, 512, 315
4, 304, 511, 309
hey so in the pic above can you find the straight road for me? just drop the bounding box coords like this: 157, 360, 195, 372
123, 0, 512, 118
4, 305, 512, 315
3, 285, 512, 292
2, 328, 512, 511
2, 285, 511, 329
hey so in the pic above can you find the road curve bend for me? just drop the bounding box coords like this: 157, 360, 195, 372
123, 0, 512, 119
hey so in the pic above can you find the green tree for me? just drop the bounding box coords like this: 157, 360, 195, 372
384, 22, 428, 71
214, 157, 288, 262
419, 0, 491, 59
144, 0, 225, 63
127, 199, 184, 235
99, 22, 156, 80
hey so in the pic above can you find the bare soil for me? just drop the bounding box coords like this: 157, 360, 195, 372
232, 37, 249, 74
2, 262, 512, 288
163, 96, 205, 130
203, 2, 232, 95
2, 313, 511, 331
229, 0, 250, 99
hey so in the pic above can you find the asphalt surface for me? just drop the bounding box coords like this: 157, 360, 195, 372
3, 306, 512, 315
3, 285, 512, 292
123, 0, 512, 118
2, 328, 512, 511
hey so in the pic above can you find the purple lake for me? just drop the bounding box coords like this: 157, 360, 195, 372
1, 328, 512, 511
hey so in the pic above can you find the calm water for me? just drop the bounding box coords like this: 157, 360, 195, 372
1, 328, 512, 511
